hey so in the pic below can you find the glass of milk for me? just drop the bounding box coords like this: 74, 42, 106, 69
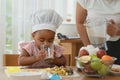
41, 45, 54, 59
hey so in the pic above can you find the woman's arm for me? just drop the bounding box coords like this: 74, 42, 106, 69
116, 28, 120, 35
76, 2, 90, 46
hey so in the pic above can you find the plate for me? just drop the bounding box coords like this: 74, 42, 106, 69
10, 72, 41, 76
61, 71, 80, 78
9, 72, 42, 80
109, 64, 120, 75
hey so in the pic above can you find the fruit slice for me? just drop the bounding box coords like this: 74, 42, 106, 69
80, 56, 91, 63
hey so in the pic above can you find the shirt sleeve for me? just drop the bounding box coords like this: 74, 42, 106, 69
54, 44, 64, 58
18, 41, 33, 55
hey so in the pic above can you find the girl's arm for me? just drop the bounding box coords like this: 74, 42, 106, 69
53, 55, 66, 66
18, 48, 46, 66
51, 45, 66, 66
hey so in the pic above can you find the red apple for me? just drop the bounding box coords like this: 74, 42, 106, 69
79, 49, 89, 57
96, 49, 106, 58
83, 64, 96, 74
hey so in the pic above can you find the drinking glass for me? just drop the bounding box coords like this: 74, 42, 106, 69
41, 45, 54, 59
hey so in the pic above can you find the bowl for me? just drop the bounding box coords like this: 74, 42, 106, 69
75, 56, 117, 78
108, 64, 120, 75
9, 72, 41, 80
75, 57, 83, 71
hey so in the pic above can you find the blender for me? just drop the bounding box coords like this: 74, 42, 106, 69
85, 17, 107, 50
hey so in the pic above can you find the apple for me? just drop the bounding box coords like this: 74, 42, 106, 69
97, 64, 109, 75
83, 64, 96, 74
90, 54, 97, 60
90, 60, 102, 71
79, 49, 89, 57
96, 49, 106, 58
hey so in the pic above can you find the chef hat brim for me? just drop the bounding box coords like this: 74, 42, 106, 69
32, 24, 57, 33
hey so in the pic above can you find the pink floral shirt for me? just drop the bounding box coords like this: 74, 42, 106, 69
18, 41, 64, 68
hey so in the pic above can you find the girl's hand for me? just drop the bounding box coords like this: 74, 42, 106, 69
107, 19, 119, 36
35, 50, 46, 61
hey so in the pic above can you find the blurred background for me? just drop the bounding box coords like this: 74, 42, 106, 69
0, 0, 78, 66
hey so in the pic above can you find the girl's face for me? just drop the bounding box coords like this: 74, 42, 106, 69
32, 30, 55, 49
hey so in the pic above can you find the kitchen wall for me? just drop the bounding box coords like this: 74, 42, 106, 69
56, 22, 79, 38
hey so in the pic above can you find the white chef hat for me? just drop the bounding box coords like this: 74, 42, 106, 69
30, 9, 63, 33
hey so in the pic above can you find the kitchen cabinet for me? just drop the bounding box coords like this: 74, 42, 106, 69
59, 39, 83, 66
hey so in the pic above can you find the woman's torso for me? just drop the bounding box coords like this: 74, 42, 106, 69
77, 0, 120, 41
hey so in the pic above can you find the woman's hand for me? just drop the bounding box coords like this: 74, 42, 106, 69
107, 19, 119, 36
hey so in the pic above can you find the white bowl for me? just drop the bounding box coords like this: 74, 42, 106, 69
10, 72, 41, 80
109, 64, 120, 75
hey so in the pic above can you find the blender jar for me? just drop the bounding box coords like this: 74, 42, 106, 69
85, 17, 107, 49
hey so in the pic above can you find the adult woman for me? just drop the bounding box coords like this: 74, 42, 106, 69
76, 0, 120, 64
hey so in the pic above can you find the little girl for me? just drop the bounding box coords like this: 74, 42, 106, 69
18, 9, 66, 68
